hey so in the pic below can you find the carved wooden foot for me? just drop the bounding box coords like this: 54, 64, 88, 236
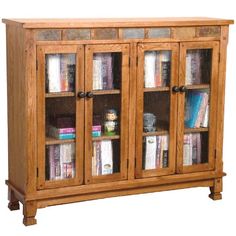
23, 201, 37, 226
209, 178, 223, 201
8, 189, 20, 211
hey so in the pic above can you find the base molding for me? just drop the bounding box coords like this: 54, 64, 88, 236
6, 174, 225, 226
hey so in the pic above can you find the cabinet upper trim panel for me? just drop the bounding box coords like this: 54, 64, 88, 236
2, 17, 234, 28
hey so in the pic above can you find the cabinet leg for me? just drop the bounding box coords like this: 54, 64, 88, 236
209, 178, 223, 200
8, 188, 20, 211
23, 201, 37, 226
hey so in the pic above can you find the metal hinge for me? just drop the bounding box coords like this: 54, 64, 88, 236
218, 52, 221, 63
215, 149, 217, 159
129, 57, 131, 67
136, 56, 138, 66
36, 168, 39, 177
36, 60, 38, 71
127, 159, 129, 169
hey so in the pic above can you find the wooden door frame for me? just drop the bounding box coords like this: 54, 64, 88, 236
135, 42, 179, 178
36, 44, 84, 189
84, 43, 130, 184
177, 41, 219, 173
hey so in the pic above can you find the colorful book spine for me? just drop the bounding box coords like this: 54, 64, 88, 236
195, 93, 209, 128
185, 92, 204, 128
57, 133, 75, 140
161, 51, 171, 86
101, 140, 113, 175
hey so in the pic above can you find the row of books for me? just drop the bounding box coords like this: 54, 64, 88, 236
93, 53, 119, 90
144, 51, 171, 88
185, 91, 209, 128
143, 135, 168, 170
183, 133, 202, 166
92, 140, 113, 176
46, 54, 75, 93
46, 143, 75, 180
47, 115, 75, 140
186, 49, 211, 85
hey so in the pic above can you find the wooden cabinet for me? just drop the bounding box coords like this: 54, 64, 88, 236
2, 18, 233, 226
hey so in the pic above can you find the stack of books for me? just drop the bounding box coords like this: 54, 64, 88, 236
183, 133, 202, 166
143, 135, 169, 170
46, 143, 75, 180
92, 125, 102, 137
92, 140, 113, 176
185, 91, 209, 128
93, 53, 114, 90
47, 115, 75, 140
46, 54, 75, 93
144, 51, 171, 88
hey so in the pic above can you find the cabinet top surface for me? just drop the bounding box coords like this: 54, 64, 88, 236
2, 17, 234, 28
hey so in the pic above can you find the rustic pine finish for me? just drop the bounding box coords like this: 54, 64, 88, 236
3, 18, 233, 226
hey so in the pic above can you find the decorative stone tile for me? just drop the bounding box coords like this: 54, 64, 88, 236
93, 28, 118, 40
197, 26, 221, 37
147, 28, 171, 38
174, 27, 196, 39
122, 28, 145, 39
63, 29, 91, 40
35, 30, 61, 41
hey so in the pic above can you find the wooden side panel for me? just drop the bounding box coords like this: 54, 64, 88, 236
215, 26, 229, 174
6, 25, 28, 193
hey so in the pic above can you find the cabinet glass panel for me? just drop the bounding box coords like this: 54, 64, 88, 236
92, 93, 121, 176
91, 51, 122, 177
144, 50, 171, 88
45, 52, 77, 181
141, 48, 173, 174
185, 49, 212, 85
45, 53, 76, 93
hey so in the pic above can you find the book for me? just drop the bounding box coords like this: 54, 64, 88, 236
195, 93, 209, 128
201, 104, 209, 128
101, 140, 113, 175
93, 55, 103, 90
46, 54, 61, 92
162, 136, 169, 168
183, 134, 192, 166
144, 136, 157, 170
144, 51, 156, 88
161, 51, 171, 86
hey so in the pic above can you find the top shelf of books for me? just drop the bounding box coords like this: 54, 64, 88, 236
46, 53, 76, 95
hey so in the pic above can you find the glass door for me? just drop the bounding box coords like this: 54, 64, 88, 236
135, 43, 179, 178
177, 41, 219, 173
85, 44, 129, 184
37, 45, 84, 189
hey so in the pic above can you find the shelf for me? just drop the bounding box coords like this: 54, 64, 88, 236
46, 137, 75, 145
45, 92, 75, 98
184, 127, 209, 133
143, 130, 169, 136
93, 89, 120, 95
92, 135, 120, 141
186, 84, 210, 90
144, 87, 170, 92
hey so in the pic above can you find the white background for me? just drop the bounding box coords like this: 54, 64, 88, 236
0, 0, 235, 235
